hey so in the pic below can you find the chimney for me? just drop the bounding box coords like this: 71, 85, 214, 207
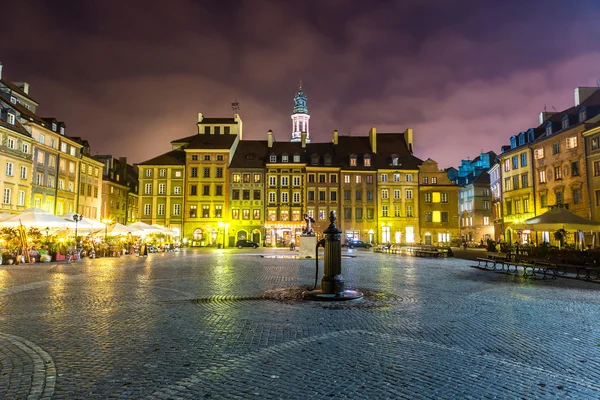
404, 128, 413, 153
14, 82, 29, 95
369, 126, 377, 154
333, 129, 338, 145
267, 130, 273, 148
197, 113, 204, 123
539, 111, 557, 124
301, 131, 307, 148
574, 87, 599, 106
196, 113, 205, 134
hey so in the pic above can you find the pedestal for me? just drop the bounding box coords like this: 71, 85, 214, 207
299, 236, 317, 258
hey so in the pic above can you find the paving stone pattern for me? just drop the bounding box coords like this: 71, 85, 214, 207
1, 250, 600, 399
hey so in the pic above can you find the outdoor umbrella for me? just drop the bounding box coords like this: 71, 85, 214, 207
127, 222, 164, 235
151, 224, 175, 235
106, 223, 141, 236
0, 208, 76, 229
61, 213, 105, 234
523, 207, 600, 231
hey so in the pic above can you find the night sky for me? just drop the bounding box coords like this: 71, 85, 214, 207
2, 0, 600, 168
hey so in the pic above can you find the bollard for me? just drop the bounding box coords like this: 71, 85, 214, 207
303, 211, 363, 301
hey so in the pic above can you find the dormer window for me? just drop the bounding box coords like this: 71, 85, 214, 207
311, 154, 319, 165
579, 108, 587, 123
324, 154, 332, 165
561, 115, 569, 130
269, 155, 277, 162
52, 123, 57, 132
527, 129, 534, 142
349, 154, 357, 167
518, 133, 525, 146
60, 127, 65, 135
282, 154, 289, 163
10, 96, 16, 104
293, 154, 300, 162
391, 155, 399, 166
545, 122, 552, 136
7, 112, 15, 125
510, 136, 517, 148
364, 154, 371, 167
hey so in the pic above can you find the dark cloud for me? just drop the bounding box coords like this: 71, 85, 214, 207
1, 0, 600, 168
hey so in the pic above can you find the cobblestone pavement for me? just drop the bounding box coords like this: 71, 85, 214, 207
1, 248, 600, 399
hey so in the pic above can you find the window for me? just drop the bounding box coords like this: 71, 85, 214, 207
513, 176, 519, 190
203, 167, 210, 178
293, 176, 301, 186
39, 134, 45, 144
520, 153, 527, 167
190, 185, 197, 196
394, 205, 401, 217
504, 178, 511, 191
573, 188, 582, 205
425, 212, 432, 222
281, 192, 288, 203
566, 136, 578, 149
562, 118, 569, 130
58, 179, 64, 190
295, 192, 302, 203
191, 155, 198, 161
232, 174, 241, 183
189, 206, 197, 218
203, 155, 211, 161
366, 208, 374, 219
441, 193, 448, 203
216, 185, 223, 196
330, 191, 337, 201
3, 188, 10, 204
406, 174, 413, 182
344, 175, 350, 183
442, 212, 449, 223
20, 166, 27, 180
217, 155, 224, 161
406, 190, 413, 200
18, 191, 25, 206
158, 204, 165, 216
5, 162, 13, 177
144, 204, 151, 216
343, 190, 350, 200
523, 198, 529, 213
254, 174, 261, 183
279, 176, 287, 186
504, 159, 510, 172
355, 190, 362, 201
158, 184, 166, 194
203, 185, 210, 195
571, 161, 580, 176
364, 157, 371, 167
555, 191, 563, 205
552, 142, 560, 154
294, 155, 300, 162
554, 165, 562, 180
381, 174, 388, 182
539, 170, 546, 183
7, 113, 15, 125
534, 148, 544, 159
593, 138, 600, 151
392, 156, 399, 166
381, 189, 388, 199
344, 208, 352, 220
253, 190, 260, 200
174, 204, 181, 215
382, 205, 388, 217
521, 174, 528, 188
367, 190, 373, 200
506, 201, 512, 215
424, 193, 431, 203
243, 174, 250, 183
253, 209, 260, 220
394, 189, 401, 199
355, 175, 362, 184
282, 155, 288, 163
144, 183, 152, 194
512, 156, 518, 169
270, 155, 277, 162
232, 189, 240, 200
405, 206, 413, 217
215, 206, 222, 218
243, 190, 250, 200
318, 174, 326, 183
422, 177, 428, 184
540, 194, 547, 208
268, 192, 276, 203
202, 205, 210, 218
191, 167, 198, 177
350, 156, 357, 166
308, 174, 315, 183
174, 186, 181, 195
483, 216, 489, 226
308, 190, 315, 201
483, 201, 489, 210
159, 169, 166, 177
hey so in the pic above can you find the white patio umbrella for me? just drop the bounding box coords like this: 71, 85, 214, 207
151, 224, 175, 235
524, 207, 600, 231
0, 208, 76, 229
61, 213, 105, 234
127, 222, 164, 235
106, 223, 141, 236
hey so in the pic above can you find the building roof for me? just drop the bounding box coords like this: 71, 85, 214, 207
137, 150, 186, 166
170, 133, 198, 144
0, 79, 38, 103
185, 134, 237, 150
374, 133, 423, 170
230, 140, 269, 168
198, 117, 237, 125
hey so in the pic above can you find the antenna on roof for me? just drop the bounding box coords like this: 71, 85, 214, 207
551, 106, 557, 111
231, 99, 240, 114
597, 78, 600, 87
544, 104, 547, 112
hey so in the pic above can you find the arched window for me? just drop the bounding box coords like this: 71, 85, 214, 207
193, 229, 203, 241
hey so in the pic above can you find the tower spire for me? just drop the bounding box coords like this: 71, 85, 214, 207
291, 81, 310, 142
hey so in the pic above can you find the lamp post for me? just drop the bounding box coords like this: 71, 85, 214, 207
73, 213, 82, 247
45, 227, 50, 244
102, 218, 111, 241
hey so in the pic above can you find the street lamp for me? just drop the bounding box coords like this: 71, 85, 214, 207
73, 214, 82, 247
101, 218, 112, 241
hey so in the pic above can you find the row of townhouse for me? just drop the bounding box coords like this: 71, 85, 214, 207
490, 86, 600, 245
137, 112, 461, 247
0, 65, 137, 224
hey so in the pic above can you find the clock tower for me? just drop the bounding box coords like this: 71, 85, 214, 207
291, 81, 310, 143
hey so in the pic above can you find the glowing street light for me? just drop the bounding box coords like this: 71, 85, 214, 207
101, 218, 112, 241
73, 214, 82, 247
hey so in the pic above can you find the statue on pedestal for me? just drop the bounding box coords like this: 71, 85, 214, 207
302, 213, 315, 236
